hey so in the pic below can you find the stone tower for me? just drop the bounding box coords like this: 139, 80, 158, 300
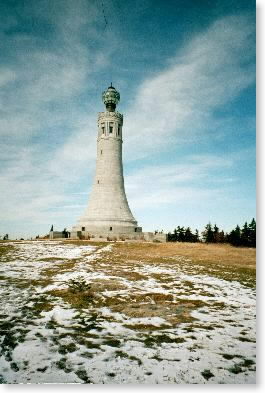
71, 85, 142, 239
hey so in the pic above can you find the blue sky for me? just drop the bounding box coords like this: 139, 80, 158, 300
0, 0, 256, 239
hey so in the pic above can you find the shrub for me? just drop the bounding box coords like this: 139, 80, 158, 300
68, 277, 91, 293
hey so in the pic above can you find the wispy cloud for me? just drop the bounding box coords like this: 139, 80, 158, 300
125, 153, 236, 209
124, 13, 255, 159
0, 0, 107, 140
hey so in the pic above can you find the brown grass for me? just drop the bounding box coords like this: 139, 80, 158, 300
0, 244, 15, 259
89, 279, 127, 291
48, 288, 94, 309
62, 240, 106, 247
41, 258, 80, 278
113, 242, 256, 268
56, 239, 256, 269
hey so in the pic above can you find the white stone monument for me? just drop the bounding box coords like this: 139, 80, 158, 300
71, 85, 166, 242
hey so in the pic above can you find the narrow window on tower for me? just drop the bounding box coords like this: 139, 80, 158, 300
101, 149, 103, 155
110, 227, 112, 231
109, 122, 113, 134
101, 123, 105, 134
82, 227, 85, 231
97, 180, 99, 184
118, 125, 121, 136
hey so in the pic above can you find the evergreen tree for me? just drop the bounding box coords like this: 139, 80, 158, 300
219, 230, 225, 243
194, 229, 200, 242
248, 218, 256, 247
213, 224, 220, 243
167, 231, 173, 241
224, 232, 229, 243
167, 228, 178, 242
177, 226, 185, 242
241, 222, 250, 246
229, 225, 241, 246
184, 227, 193, 242
169, 228, 177, 242
202, 223, 214, 243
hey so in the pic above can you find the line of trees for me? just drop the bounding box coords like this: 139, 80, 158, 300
168, 226, 200, 242
168, 218, 256, 247
227, 219, 256, 247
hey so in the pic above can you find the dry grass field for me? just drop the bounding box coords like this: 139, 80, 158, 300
0, 240, 256, 384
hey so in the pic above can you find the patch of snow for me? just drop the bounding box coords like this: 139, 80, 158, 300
41, 305, 78, 325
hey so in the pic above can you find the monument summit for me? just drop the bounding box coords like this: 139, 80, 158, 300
51, 85, 166, 242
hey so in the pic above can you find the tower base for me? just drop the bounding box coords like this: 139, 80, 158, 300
70, 228, 167, 242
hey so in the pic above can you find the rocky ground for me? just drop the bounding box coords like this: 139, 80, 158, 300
0, 240, 256, 384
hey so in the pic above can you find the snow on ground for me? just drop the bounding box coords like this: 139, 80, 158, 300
0, 241, 256, 384
0, 241, 97, 281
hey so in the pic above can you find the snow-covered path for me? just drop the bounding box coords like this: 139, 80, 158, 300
0, 241, 256, 384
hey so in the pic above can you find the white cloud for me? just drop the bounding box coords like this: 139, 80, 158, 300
0, 68, 16, 87
0, 0, 109, 140
125, 153, 236, 210
123, 13, 255, 159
